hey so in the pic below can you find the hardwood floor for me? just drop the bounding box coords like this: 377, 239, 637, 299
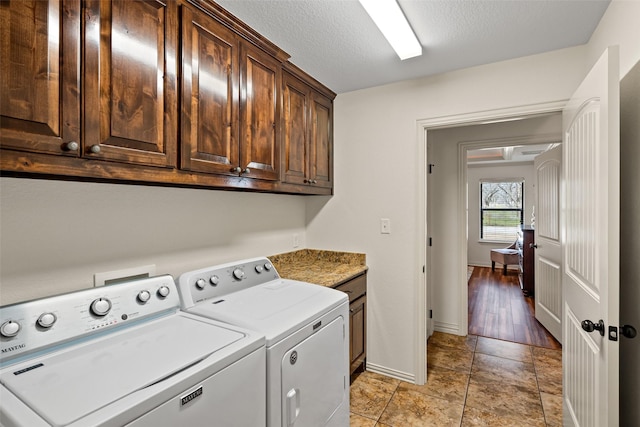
468, 266, 561, 350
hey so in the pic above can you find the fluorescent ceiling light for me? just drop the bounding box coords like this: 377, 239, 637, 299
359, 0, 422, 60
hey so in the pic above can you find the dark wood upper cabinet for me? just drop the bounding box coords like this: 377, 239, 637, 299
239, 42, 281, 181
309, 93, 333, 189
1, 0, 332, 194
180, 3, 239, 176
0, 0, 81, 156
83, 0, 178, 167
281, 67, 334, 191
282, 71, 310, 185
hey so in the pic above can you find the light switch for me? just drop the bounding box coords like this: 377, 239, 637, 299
380, 218, 391, 234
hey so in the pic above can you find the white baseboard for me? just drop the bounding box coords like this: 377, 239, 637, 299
434, 321, 461, 335
365, 362, 415, 384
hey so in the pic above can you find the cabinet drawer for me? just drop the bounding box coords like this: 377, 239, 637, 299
335, 274, 366, 302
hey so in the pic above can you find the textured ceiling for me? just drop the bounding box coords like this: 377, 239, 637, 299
215, 0, 610, 94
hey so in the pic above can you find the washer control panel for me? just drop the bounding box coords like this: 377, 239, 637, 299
177, 257, 280, 308
0, 275, 178, 364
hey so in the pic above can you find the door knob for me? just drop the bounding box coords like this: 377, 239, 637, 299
621, 324, 637, 339
530, 243, 538, 249
581, 319, 605, 336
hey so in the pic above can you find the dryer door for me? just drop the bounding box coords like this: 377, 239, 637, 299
281, 316, 346, 426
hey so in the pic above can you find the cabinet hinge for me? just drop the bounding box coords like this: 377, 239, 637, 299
428, 164, 435, 174
428, 237, 433, 247
422, 265, 425, 273
429, 309, 433, 319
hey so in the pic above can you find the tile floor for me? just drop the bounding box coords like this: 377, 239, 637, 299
350, 332, 563, 426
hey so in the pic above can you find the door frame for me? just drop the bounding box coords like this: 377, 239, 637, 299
415, 100, 566, 385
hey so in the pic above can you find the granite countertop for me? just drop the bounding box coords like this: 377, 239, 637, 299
268, 249, 367, 287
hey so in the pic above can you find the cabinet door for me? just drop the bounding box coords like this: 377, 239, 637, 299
239, 43, 280, 181
180, 4, 239, 176
83, 0, 178, 167
0, 0, 81, 156
350, 296, 366, 374
281, 71, 309, 185
309, 93, 333, 188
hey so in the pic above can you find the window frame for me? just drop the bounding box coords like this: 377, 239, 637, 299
479, 180, 524, 242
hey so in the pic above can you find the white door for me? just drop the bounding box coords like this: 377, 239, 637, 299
534, 145, 562, 342
562, 46, 620, 426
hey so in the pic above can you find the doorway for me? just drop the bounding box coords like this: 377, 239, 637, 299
416, 102, 565, 384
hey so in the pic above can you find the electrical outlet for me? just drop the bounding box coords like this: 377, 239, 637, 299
293, 233, 300, 248
380, 218, 391, 234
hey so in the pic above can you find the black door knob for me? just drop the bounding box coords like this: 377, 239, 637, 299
581, 319, 605, 336
621, 325, 637, 339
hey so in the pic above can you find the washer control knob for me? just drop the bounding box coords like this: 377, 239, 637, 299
0, 320, 21, 338
209, 275, 220, 286
157, 286, 170, 298
195, 278, 206, 289
90, 298, 112, 317
137, 290, 151, 303
255, 265, 264, 273
264, 262, 273, 271
37, 313, 57, 328
233, 268, 245, 280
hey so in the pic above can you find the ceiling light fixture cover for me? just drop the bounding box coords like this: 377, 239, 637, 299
358, 0, 422, 60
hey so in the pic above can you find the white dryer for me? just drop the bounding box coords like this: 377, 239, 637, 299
177, 257, 350, 427
0, 275, 266, 427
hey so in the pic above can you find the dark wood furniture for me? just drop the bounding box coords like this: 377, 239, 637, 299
518, 227, 535, 296
0, 0, 334, 195
334, 273, 367, 376
281, 64, 334, 191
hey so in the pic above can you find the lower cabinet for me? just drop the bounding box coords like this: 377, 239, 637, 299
334, 273, 367, 376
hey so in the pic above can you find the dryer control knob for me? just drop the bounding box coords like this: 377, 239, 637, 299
209, 275, 220, 286
37, 313, 57, 328
195, 279, 206, 289
0, 320, 21, 337
264, 263, 273, 271
233, 268, 245, 280
137, 290, 151, 303
157, 286, 170, 297
255, 265, 264, 273
90, 298, 112, 317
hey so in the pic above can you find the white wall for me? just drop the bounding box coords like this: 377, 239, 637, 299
587, 0, 640, 79
0, 178, 306, 305
467, 162, 535, 267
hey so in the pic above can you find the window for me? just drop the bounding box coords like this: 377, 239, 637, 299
480, 180, 523, 241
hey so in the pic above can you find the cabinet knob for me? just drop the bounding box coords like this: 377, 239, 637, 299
231, 167, 242, 173
89, 144, 101, 154
63, 141, 79, 152
242, 168, 250, 175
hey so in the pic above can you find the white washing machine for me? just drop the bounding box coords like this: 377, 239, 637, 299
0, 275, 266, 427
177, 257, 350, 427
